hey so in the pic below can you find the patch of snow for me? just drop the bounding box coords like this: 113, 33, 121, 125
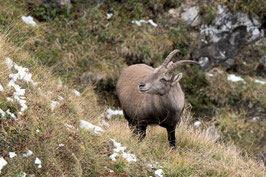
109, 153, 119, 161
148, 19, 158, 27
100, 119, 110, 127
110, 139, 137, 162
104, 166, 114, 173
132, 19, 158, 27
58, 96, 64, 101
21, 16, 37, 27
0, 109, 5, 117
206, 73, 214, 77
58, 144, 64, 147
155, 169, 164, 177
0, 157, 7, 174
6, 58, 37, 112
9, 152, 17, 159
254, 79, 266, 85
56, 143, 65, 149
73, 89, 81, 96
0, 84, 3, 92
106, 108, 123, 120
34, 157, 42, 168
107, 13, 113, 19
6, 97, 14, 102
6, 109, 16, 119
252, 117, 260, 121
194, 121, 201, 127
147, 163, 154, 168
9, 63, 37, 85
50, 100, 59, 111
80, 120, 104, 134
6, 58, 13, 69
23, 150, 33, 157
227, 74, 246, 83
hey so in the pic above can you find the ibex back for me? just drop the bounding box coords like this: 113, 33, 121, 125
116, 50, 199, 147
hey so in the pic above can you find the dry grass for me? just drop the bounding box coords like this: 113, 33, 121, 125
0, 1, 265, 175
1, 33, 265, 176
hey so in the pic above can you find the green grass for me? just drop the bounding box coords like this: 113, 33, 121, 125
0, 0, 265, 176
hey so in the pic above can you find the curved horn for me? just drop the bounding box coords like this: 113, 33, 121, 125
162, 49, 180, 67
168, 60, 199, 71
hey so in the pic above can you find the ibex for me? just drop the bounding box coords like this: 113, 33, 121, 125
116, 50, 199, 147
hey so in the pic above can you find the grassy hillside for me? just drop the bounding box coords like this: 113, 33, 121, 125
0, 0, 265, 176
0, 34, 264, 176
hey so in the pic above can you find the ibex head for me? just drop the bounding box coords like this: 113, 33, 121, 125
138, 50, 199, 95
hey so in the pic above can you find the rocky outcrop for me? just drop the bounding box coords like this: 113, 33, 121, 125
190, 6, 264, 71
181, 6, 201, 27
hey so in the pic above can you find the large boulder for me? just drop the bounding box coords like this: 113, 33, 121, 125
181, 6, 201, 27
192, 5, 264, 71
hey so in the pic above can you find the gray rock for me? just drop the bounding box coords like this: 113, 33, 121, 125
181, 6, 201, 27
192, 5, 263, 71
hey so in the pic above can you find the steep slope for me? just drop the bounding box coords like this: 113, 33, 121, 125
0, 34, 265, 177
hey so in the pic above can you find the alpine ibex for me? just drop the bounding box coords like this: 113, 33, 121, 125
116, 50, 199, 147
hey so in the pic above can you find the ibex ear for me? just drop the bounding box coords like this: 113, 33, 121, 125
171, 73, 183, 86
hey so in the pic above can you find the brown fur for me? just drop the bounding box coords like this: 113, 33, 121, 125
116, 64, 185, 147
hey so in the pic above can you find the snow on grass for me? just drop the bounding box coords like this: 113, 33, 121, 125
73, 89, 81, 96
110, 139, 137, 162
80, 120, 104, 134
100, 119, 110, 127
6, 58, 37, 112
227, 74, 246, 83
6, 97, 13, 102
34, 157, 42, 168
104, 166, 114, 173
254, 79, 266, 85
9, 152, 17, 159
6, 58, 13, 69
58, 96, 64, 101
194, 121, 201, 127
0, 84, 3, 92
0, 157, 7, 174
206, 73, 214, 77
23, 150, 33, 157
0, 109, 5, 117
154, 169, 164, 177
132, 19, 158, 27
106, 108, 123, 120
21, 16, 37, 27
58, 144, 64, 147
107, 13, 113, 19
6, 109, 16, 119
50, 100, 59, 111
252, 116, 261, 121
